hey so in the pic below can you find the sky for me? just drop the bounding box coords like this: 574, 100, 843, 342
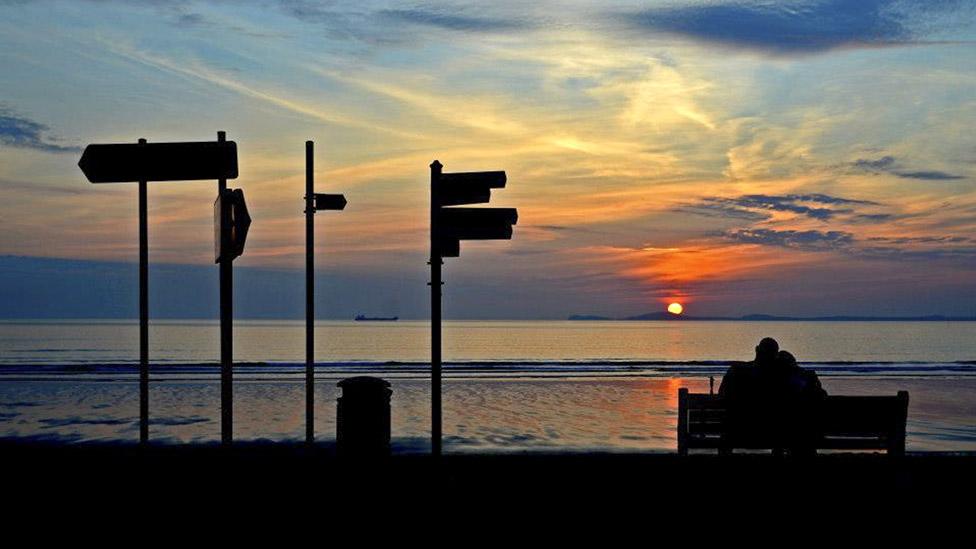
1, 0, 975, 319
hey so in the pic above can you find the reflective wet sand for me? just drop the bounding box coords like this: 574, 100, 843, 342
2, 376, 973, 452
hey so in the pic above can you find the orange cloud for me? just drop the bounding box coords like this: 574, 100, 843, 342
566, 241, 826, 303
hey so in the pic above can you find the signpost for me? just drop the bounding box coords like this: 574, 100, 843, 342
79, 132, 239, 444
304, 140, 346, 444
78, 140, 237, 183
429, 161, 517, 456
213, 183, 250, 444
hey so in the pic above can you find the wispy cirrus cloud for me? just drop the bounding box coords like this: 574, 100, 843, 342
0, 105, 79, 153
379, 6, 529, 32
273, 0, 530, 47
102, 41, 424, 140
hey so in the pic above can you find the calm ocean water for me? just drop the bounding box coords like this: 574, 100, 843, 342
1, 320, 974, 451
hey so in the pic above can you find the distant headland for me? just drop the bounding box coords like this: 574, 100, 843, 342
568, 312, 976, 321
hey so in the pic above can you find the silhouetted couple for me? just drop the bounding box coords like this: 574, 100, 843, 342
719, 337, 826, 455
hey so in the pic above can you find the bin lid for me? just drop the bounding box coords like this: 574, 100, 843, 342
337, 376, 391, 390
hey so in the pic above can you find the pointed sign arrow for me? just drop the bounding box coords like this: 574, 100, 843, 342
79, 140, 238, 183
214, 188, 251, 263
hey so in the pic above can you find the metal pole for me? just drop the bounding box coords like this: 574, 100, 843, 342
305, 140, 315, 444
218, 130, 232, 445
138, 138, 148, 444
429, 160, 443, 457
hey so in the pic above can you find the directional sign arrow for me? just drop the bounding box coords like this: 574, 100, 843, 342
230, 188, 251, 259
438, 184, 491, 207
440, 171, 506, 188
214, 188, 251, 263
438, 171, 507, 207
79, 140, 238, 183
313, 193, 347, 211
439, 207, 518, 241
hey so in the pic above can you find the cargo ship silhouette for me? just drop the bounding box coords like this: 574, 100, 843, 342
354, 314, 398, 322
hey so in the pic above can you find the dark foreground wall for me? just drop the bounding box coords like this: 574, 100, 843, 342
3, 440, 975, 517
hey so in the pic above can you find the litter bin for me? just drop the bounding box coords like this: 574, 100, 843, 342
336, 376, 392, 457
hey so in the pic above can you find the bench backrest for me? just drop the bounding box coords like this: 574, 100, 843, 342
677, 389, 908, 455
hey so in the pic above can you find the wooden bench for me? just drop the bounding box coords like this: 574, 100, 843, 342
677, 388, 909, 456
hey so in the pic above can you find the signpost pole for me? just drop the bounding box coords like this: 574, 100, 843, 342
138, 138, 149, 445
80, 133, 240, 445
218, 130, 233, 446
430, 160, 443, 458
305, 141, 315, 445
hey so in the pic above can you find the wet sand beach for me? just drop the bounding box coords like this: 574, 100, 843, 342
3, 375, 974, 451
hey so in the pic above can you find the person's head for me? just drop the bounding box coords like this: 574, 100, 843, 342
755, 337, 779, 366
776, 350, 797, 369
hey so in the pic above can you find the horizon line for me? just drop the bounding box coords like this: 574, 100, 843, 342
2, 316, 975, 323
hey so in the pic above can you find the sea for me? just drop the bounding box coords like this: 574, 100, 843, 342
1, 320, 974, 452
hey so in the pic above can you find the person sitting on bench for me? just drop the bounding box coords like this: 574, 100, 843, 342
718, 338, 827, 454
719, 337, 780, 399
775, 350, 826, 401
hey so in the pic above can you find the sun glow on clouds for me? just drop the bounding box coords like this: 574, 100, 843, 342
577, 242, 817, 299
0, 1, 974, 316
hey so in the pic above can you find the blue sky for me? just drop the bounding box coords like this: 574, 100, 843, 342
1, 1, 975, 318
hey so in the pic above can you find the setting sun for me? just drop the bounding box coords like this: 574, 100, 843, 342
667, 302, 684, 315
